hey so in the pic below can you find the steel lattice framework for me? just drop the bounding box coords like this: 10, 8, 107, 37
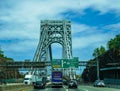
31, 20, 73, 75
34, 20, 72, 62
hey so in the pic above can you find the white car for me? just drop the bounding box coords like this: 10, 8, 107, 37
93, 80, 105, 87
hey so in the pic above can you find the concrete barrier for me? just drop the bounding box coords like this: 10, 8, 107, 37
0, 84, 33, 91
106, 84, 120, 89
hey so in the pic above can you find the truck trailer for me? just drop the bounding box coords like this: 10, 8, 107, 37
52, 71, 63, 87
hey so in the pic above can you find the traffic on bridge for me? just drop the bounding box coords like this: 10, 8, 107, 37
22, 85, 120, 91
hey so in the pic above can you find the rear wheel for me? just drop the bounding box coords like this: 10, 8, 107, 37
43, 85, 45, 89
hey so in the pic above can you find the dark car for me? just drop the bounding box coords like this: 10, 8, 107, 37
42, 77, 47, 84
93, 80, 105, 87
63, 79, 68, 85
34, 81, 45, 89
68, 80, 77, 88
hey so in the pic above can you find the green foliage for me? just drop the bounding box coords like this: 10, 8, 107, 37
82, 34, 120, 82
93, 48, 100, 57
99, 46, 106, 55
93, 46, 106, 58
0, 47, 4, 57
107, 34, 120, 50
5, 57, 14, 62
0, 48, 23, 79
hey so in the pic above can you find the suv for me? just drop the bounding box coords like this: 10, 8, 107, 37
34, 81, 45, 89
68, 80, 77, 88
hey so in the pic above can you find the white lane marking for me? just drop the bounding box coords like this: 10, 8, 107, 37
46, 88, 48, 91
83, 88, 88, 91
63, 85, 68, 91
66, 89, 68, 91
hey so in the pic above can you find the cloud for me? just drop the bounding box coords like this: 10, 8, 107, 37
2, 39, 38, 52
72, 33, 109, 49
103, 22, 120, 32
0, 0, 120, 61
72, 23, 95, 34
0, 26, 40, 40
72, 22, 119, 49
1, 0, 120, 22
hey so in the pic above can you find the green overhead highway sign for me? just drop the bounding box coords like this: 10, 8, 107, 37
62, 57, 79, 68
52, 59, 62, 68
52, 57, 79, 68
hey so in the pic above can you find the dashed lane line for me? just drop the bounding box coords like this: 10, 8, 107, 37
63, 85, 69, 91
78, 86, 89, 91
83, 88, 89, 91
66, 89, 69, 91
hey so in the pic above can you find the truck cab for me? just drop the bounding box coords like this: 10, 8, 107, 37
23, 74, 32, 84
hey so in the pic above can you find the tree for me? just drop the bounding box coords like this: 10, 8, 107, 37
93, 46, 106, 58
82, 34, 120, 82
99, 46, 106, 55
0, 47, 4, 58
0, 47, 22, 79
93, 48, 100, 57
107, 34, 120, 50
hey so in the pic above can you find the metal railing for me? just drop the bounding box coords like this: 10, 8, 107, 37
0, 61, 96, 69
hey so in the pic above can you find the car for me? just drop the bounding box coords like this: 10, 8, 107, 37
42, 77, 47, 84
93, 80, 105, 87
63, 79, 68, 85
68, 80, 77, 88
34, 81, 46, 89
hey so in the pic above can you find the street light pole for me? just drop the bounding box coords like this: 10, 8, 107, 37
96, 55, 100, 80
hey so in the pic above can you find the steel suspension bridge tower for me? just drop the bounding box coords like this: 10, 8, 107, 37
31, 20, 73, 77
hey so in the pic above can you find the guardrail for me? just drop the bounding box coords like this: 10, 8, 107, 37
104, 78, 120, 89
0, 83, 33, 91
104, 78, 120, 85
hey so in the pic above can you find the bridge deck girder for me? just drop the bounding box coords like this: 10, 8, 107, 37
0, 61, 96, 68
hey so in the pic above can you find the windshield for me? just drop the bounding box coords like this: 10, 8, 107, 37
36, 81, 43, 85
24, 78, 31, 80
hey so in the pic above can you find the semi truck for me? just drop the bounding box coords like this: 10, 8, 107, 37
23, 74, 35, 84
52, 71, 63, 87
23, 74, 47, 85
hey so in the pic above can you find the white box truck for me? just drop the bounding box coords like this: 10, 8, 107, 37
23, 74, 36, 84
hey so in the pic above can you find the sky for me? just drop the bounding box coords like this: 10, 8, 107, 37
0, 0, 120, 63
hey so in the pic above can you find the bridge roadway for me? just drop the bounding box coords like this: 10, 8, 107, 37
0, 61, 96, 68
22, 84, 120, 91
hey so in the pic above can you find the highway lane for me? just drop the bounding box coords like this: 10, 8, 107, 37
78, 85, 120, 91
26, 85, 120, 91
26, 86, 66, 91
26, 85, 78, 91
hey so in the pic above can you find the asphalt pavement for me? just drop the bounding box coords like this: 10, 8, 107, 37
25, 84, 120, 91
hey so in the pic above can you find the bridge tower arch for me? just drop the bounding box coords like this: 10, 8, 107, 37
32, 20, 73, 75
34, 20, 72, 61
